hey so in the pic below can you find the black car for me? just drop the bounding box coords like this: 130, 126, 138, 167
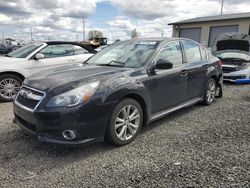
0, 44, 8, 54
13, 38, 223, 146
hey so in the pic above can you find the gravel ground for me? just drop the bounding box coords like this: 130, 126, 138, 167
0, 84, 249, 188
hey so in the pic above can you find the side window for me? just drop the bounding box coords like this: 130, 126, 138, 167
155, 41, 183, 67
200, 47, 207, 60
73, 45, 89, 55
39, 44, 74, 58
182, 40, 202, 63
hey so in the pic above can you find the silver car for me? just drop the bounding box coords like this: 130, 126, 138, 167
212, 32, 250, 82
215, 50, 250, 82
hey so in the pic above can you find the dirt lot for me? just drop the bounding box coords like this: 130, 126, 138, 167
0, 84, 249, 188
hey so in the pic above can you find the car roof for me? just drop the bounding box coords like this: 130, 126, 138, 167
44, 41, 97, 53
117, 37, 191, 44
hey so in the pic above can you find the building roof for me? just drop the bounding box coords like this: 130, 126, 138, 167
168, 12, 250, 25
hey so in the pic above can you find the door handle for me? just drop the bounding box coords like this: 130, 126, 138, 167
203, 64, 209, 68
180, 70, 188, 76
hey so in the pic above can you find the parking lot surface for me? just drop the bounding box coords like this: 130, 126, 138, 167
0, 84, 249, 187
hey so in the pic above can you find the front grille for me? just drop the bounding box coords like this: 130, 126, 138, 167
16, 95, 39, 109
222, 66, 238, 73
15, 86, 45, 110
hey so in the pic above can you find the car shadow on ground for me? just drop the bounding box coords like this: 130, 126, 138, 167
1, 102, 205, 158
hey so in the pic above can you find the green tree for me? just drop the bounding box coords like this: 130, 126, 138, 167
131, 29, 138, 39
88, 30, 103, 41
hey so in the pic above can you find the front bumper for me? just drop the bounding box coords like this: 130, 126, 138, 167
13, 100, 115, 146
223, 68, 250, 82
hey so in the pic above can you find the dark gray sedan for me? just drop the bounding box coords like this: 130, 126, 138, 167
14, 37, 223, 146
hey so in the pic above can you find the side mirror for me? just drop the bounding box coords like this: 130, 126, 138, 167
35, 53, 45, 60
155, 59, 173, 69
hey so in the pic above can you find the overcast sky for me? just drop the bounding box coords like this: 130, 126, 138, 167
0, 0, 250, 42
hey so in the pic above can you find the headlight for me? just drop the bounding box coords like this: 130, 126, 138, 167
46, 81, 100, 108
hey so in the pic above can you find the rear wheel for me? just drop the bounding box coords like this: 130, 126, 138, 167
0, 74, 23, 102
202, 78, 217, 105
106, 98, 143, 146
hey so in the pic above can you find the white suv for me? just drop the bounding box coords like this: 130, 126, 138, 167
0, 41, 96, 101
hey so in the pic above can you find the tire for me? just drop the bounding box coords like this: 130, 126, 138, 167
106, 98, 143, 146
0, 74, 23, 102
202, 78, 217, 106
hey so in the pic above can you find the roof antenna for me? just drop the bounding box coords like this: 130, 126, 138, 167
220, 0, 224, 15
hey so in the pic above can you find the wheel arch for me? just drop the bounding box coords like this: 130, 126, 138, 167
119, 93, 149, 126
0, 71, 25, 81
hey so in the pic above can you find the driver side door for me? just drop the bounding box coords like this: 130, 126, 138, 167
149, 41, 188, 114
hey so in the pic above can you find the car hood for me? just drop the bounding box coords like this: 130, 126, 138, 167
211, 33, 250, 54
0, 56, 25, 64
24, 64, 129, 92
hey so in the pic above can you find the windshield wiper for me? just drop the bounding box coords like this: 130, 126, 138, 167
97, 60, 126, 67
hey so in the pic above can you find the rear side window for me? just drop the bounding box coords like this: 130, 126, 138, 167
40, 44, 74, 58
73, 45, 89, 55
182, 40, 201, 63
200, 47, 207, 60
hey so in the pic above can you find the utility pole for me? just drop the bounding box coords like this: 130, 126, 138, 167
161, 30, 164, 37
2, 31, 4, 42
220, 0, 224, 15
83, 18, 85, 41
76, 34, 78, 41
30, 26, 33, 41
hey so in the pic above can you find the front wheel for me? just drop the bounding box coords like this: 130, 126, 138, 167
202, 78, 217, 105
0, 74, 22, 102
106, 98, 143, 146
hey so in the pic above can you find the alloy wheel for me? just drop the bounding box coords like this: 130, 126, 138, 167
206, 80, 216, 103
115, 104, 140, 141
0, 78, 21, 100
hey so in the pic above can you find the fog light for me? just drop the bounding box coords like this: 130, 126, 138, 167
62, 130, 76, 140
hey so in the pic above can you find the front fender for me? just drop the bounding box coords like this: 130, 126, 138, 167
104, 81, 149, 106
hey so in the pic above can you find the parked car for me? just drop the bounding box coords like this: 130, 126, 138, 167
13, 38, 223, 146
0, 44, 10, 54
0, 41, 96, 101
212, 33, 250, 82
0, 44, 18, 54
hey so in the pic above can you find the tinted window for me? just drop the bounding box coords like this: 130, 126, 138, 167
182, 40, 201, 63
155, 41, 183, 66
40, 44, 74, 58
73, 45, 89, 55
200, 47, 207, 60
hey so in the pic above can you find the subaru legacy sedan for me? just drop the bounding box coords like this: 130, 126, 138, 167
14, 38, 223, 146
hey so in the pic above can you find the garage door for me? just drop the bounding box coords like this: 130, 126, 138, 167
208, 25, 239, 47
179, 28, 201, 43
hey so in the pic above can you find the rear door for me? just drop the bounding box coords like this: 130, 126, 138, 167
149, 40, 188, 114
181, 40, 208, 99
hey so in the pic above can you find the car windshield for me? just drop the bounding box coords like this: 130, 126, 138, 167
86, 41, 160, 68
7, 43, 42, 58
217, 51, 250, 61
